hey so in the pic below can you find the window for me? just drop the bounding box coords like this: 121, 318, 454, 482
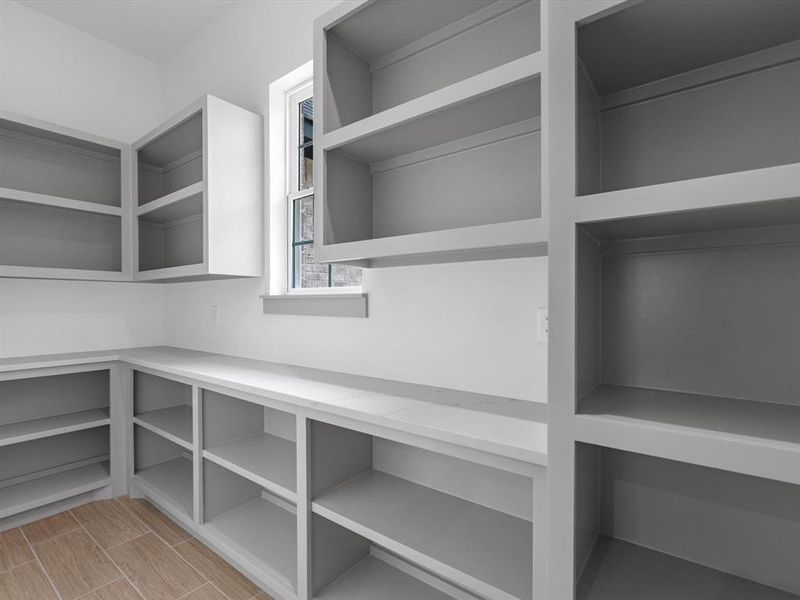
287, 83, 361, 291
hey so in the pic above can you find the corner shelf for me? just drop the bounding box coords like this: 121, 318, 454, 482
203, 433, 296, 502
313, 470, 532, 600
0, 461, 110, 520
578, 536, 799, 600
134, 405, 193, 450
0, 408, 109, 447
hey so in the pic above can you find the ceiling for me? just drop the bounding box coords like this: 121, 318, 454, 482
17, 0, 232, 62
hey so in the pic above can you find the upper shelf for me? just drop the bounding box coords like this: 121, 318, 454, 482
0, 187, 123, 217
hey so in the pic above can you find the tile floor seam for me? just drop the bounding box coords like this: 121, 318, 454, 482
174, 581, 215, 600
0, 556, 36, 574
75, 520, 148, 600
114, 497, 189, 548
26, 522, 83, 547
102, 531, 150, 552
71, 575, 127, 600
111, 498, 156, 534
19, 525, 64, 600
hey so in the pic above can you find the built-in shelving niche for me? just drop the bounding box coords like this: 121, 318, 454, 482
0, 370, 111, 520
575, 199, 800, 482
575, 0, 800, 196
575, 443, 800, 599
133, 425, 193, 519
310, 421, 534, 600
133, 371, 193, 449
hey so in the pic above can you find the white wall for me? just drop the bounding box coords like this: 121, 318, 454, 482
0, 1, 166, 357
160, 1, 548, 401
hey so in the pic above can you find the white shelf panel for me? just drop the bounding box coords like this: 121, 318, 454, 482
578, 536, 799, 600
0, 461, 110, 519
134, 457, 193, 517
576, 385, 800, 486
136, 181, 204, 221
205, 497, 297, 590
0, 265, 128, 281
320, 52, 542, 160
316, 554, 458, 600
203, 433, 296, 501
134, 405, 193, 449
313, 470, 532, 600
0, 408, 109, 447
0, 187, 122, 216
317, 218, 547, 266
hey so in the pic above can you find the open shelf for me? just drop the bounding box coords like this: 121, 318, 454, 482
0, 115, 122, 208
203, 460, 296, 591
202, 389, 296, 501
0, 186, 122, 217
0, 408, 109, 447
575, 444, 800, 599
315, 552, 459, 600
0, 460, 110, 520
322, 0, 540, 131
0, 196, 122, 273
310, 422, 533, 600
578, 536, 799, 600
134, 405, 193, 450
575, 1, 800, 196
137, 191, 203, 273
134, 424, 193, 518
137, 111, 202, 206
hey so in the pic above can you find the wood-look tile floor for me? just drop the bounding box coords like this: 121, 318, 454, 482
0, 498, 273, 600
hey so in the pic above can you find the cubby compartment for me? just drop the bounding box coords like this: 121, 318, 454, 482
0, 116, 121, 207
137, 111, 202, 206
133, 425, 193, 518
0, 197, 122, 273
310, 421, 534, 600
322, 0, 540, 131
137, 192, 204, 272
133, 371, 193, 449
203, 460, 296, 592
575, 200, 800, 481
323, 75, 541, 249
0, 369, 109, 446
0, 427, 110, 519
575, 443, 800, 599
575, 0, 800, 195
312, 514, 470, 600
202, 390, 296, 501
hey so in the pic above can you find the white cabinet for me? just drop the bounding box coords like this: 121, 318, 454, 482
133, 95, 263, 282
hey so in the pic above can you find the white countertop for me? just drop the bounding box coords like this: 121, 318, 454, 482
1, 346, 547, 465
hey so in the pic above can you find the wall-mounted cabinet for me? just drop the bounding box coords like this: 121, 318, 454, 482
133, 95, 263, 282
315, 0, 545, 267
575, 1, 800, 196
0, 112, 130, 280
575, 443, 800, 599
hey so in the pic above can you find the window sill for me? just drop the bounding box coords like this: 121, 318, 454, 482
260, 292, 368, 318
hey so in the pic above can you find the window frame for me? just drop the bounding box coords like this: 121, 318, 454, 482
285, 81, 361, 295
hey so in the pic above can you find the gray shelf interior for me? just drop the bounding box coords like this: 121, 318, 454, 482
575, 0, 800, 195
324, 0, 540, 130
137, 111, 203, 205
0, 370, 109, 439
576, 200, 800, 446
138, 193, 203, 272
0, 117, 121, 207
0, 197, 121, 271
310, 421, 534, 600
133, 371, 193, 445
575, 444, 800, 599
133, 424, 194, 517
202, 390, 296, 495
325, 77, 541, 244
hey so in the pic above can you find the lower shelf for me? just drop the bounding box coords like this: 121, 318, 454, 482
0, 461, 110, 519
313, 470, 532, 600
0, 408, 109, 447
316, 553, 458, 600
134, 457, 193, 517
134, 405, 193, 449
578, 536, 800, 600
205, 497, 297, 591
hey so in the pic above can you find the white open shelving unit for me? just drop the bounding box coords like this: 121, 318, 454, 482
314, 0, 546, 267
0, 366, 114, 523
0, 111, 131, 280
133, 95, 263, 282
547, 1, 800, 599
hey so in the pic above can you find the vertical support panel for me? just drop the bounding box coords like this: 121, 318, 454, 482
192, 385, 202, 525
532, 464, 548, 599
109, 364, 126, 496
125, 367, 144, 499
296, 416, 311, 600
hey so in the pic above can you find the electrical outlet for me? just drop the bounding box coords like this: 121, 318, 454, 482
537, 307, 548, 344
211, 305, 220, 325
